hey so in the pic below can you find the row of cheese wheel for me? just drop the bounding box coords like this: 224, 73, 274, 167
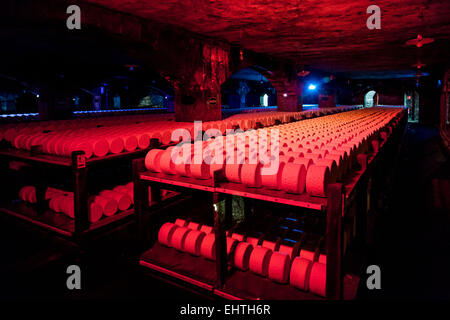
145, 108, 402, 197
0, 107, 357, 159
158, 219, 327, 297
18, 183, 134, 222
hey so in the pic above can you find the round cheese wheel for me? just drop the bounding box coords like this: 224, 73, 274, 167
158, 222, 178, 246
268, 251, 291, 283
184, 230, 206, 256
99, 190, 132, 211
289, 257, 312, 291
225, 163, 243, 183
249, 246, 273, 277
92, 139, 109, 157
145, 149, 165, 172
309, 262, 327, 297
278, 244, 294, 258
200, 233, 216, 260
233, 242, 253, 271
240, 163, 262, 187
171, 227, 191, 251
94, 195, 118, 217
89, 202, 103, 223
159, 149, 177, 175
200, 225, 213, 234
306, 165, 331, 197
261, 161, 285, 190
281, 163, 307, 194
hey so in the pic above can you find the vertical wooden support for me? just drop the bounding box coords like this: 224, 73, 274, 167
213, 192, 227, 288
133, 158, 148, 253
71, 151, 89, 235
326, 183, 344, 300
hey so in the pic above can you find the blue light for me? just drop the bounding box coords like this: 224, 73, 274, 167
308, 84, 317, 90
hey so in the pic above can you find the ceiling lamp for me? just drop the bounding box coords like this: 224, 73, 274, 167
412, 62, 426, 69
405, 34, 434, 47
297, 70, 310, 77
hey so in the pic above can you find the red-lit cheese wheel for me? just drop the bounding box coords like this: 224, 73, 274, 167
260, 161, 284, 190
281, 163, 307, 194
171, 227, 191, 251
278, 244, 294, 258
293, 157, 313, 170
123, 135, 138, 152
233, 242, 253, 271
94, 195, 118, 216
315, 159, 337, 183
159, 149, 177, 175
92, 139, 109, 157
61, 197, 75, 218
240, 163, 262, 187
309, 262, 327, 297
145, 149, 165, 172
137, 133, 150, 149
300, 249, 316, 261
190, 161, 211, 180
107, 137, 124, 154
200, 233, 216, 260
249, 246, 273, 277
262, 240, 276, 251
200, 225, 213, 234
231, 233, 244, 242
158, 222, 178, 246
225, 163, 242, 183
246, 237, 260, 247
89, 202, 103, 223
174, 218, 186, 227
184, 230, 206, 256
99, 190, 132, 211
306, 165, 331, 197
318, 254, 327, 264
289, 257, 312, 291
268, 251, 291, 284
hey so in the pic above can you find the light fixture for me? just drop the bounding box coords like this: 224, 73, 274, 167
405, 34, 434, 48
283, 93, 288, 97
308, 84, 317, 90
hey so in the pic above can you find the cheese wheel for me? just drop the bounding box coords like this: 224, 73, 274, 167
249, 246, 273, 277
159, 150, 177, 175
158, 222, 178, 246
315, 159, 338, 183
174, 218, 186, 227
145, 149, 165, 172
92, 139, 109, 157
246, 237, 260, 247
94, 195, 118, 216
262, 240, 276, 251
99, 190, 132, 211
200, 233, 216, 260
190, 162, 211, 180
300, 249, 316, 261
225, 163, 242, 183
61, 197, 74, 218
309, 262, 327, 297
261, 161, 285, 190
306, 165, 331, 197
233, 242, 253, 271
231, 233, 244, 242
123, 135, 138, 152
184, 230, 206, 256
240, 163, 262, 187
89, 202, 103, 223
200, 225, 213, 234
108, 137, 124, 154
171, 227, 191, 251
318, 254, 327, 264
293, 157, 313, 170
137, 133, 150, 149
278, 244, 294, 258
289, 257, 312, 291
268, 251, 291, 283
281, 163, 307, 194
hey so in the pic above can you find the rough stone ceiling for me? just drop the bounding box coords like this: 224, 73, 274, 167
84, 0, 450, 75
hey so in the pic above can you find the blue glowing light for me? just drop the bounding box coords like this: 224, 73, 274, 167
308, 84, 317, 90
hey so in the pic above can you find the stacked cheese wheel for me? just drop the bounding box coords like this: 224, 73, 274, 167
157, 220, 331, 297
145, 108, 403, 198
0, 107, 358, 159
